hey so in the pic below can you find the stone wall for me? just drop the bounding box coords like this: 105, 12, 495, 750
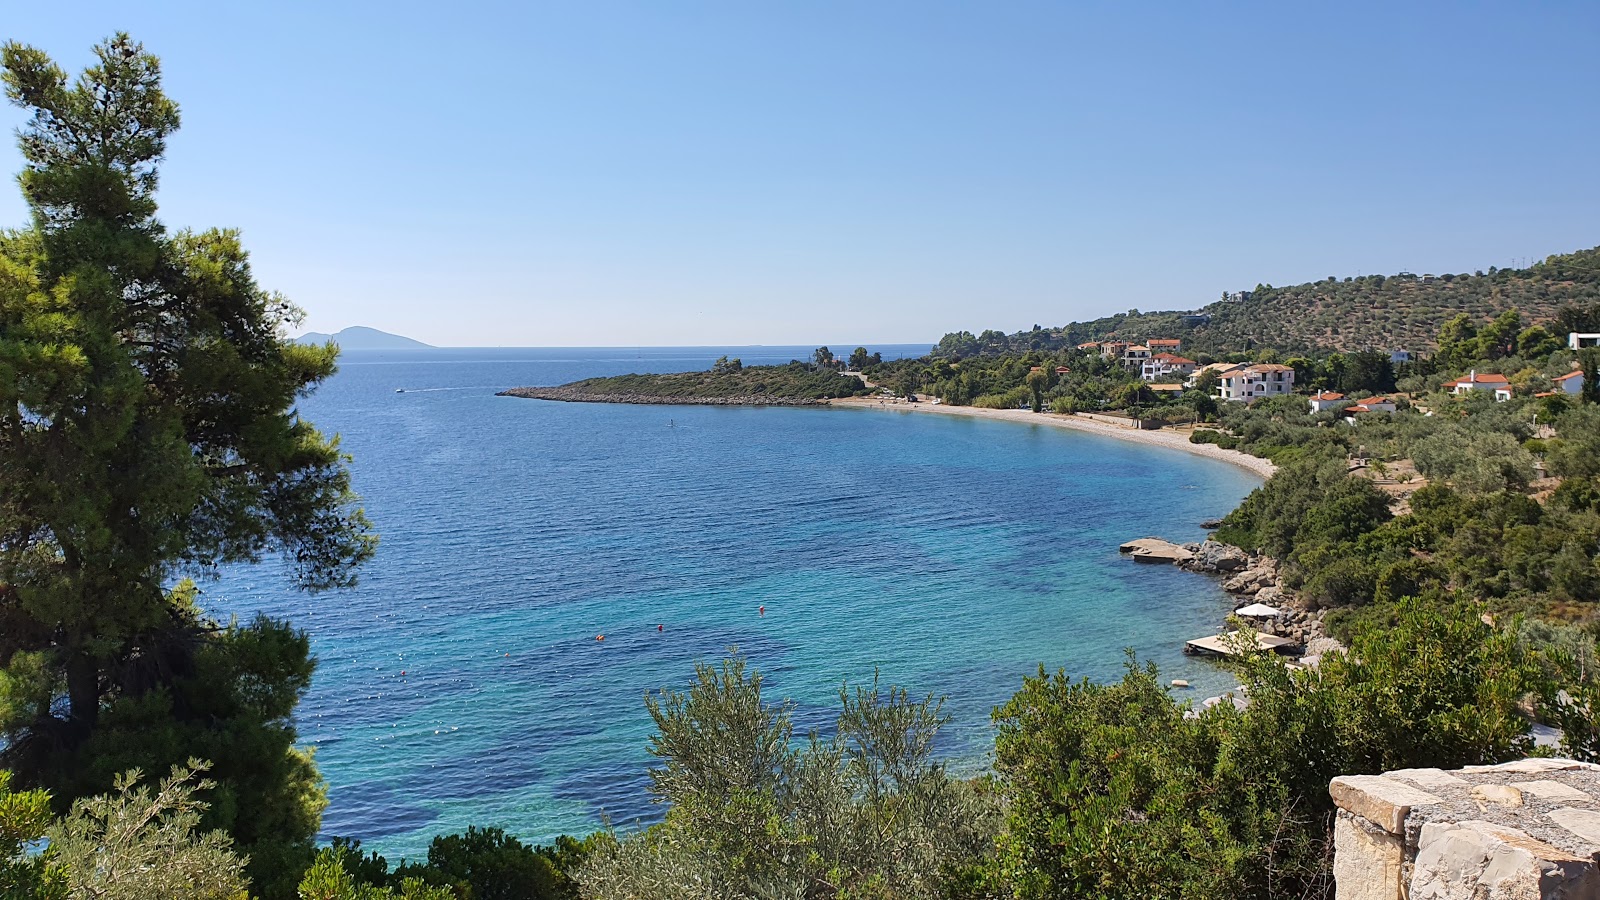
1330, 758, 1600, 899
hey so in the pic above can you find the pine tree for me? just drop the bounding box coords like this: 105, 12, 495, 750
0, 34, 375, 896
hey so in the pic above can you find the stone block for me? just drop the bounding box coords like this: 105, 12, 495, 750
1331, 774, 1444, 834
1388, 767, 1471, 791
1411, 820, 1598, 900
1511, 780, 1594, 804
1548, 806, 1600, 846
1334, 812, 1405, 900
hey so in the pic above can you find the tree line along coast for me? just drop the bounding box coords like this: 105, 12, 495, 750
11, 33, 1600, 900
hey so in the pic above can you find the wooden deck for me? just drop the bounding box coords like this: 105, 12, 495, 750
1184, 631, 1300, 658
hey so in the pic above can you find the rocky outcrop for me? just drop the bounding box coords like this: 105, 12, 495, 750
497, 386, 830, 406
1178, 540, 1251, 573
1118, 538, 1194, 564
1222, 560, 1278, 595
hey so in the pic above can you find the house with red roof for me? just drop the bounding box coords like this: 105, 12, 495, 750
1216, 364, 1296, 402
1552, 370, 1585, 396
1308, 390, 1346, 413
1140, 353, 1197, 381
1444, 371, 1510, 400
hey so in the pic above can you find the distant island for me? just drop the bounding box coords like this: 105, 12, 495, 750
294, 326, 433, 349
499, 355, 871, 406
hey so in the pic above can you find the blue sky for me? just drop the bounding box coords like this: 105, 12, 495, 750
3, 2, 1597, 346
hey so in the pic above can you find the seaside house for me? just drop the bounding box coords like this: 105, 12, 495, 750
1054, 365, 1071, 375
1100, 341, 1129, 360
1568, 332, 1600, 350
1141, 353, 1197, 381
1077, 341, 1101, 352
1444, 371, 1509, 398
1553, 369, 1585, 395
1343, 396, 1398, 422
1215, 364, 1296, 402
1308, 390, 1346, 412
1148, 383, 1186, 396
1147, 338, 1182, 352
1121, 345, 1153, 367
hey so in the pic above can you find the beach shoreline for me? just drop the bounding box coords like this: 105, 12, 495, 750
828, 397, 1277, 480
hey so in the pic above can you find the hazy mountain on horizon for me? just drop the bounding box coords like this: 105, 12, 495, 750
294, 326, 433, 349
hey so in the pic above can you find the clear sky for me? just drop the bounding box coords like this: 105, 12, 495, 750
3, 2, 1597, 347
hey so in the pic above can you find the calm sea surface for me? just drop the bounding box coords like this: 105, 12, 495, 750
209, 345, 1259, 859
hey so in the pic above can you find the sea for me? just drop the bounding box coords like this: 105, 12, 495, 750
208, 345, 1261, 860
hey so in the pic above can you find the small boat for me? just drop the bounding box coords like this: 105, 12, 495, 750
395, 389, 405, 393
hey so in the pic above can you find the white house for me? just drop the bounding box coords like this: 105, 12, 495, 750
1121, 345, 1152, 367
1444, 371, 1509, 398
1553, 370, 1585, 395
1308, 390, 1346, 412
1351, 396, 1397, 413
1216, 364, 1295, 402
1141, 353, 1197, 381
1569, 333, 1600, 350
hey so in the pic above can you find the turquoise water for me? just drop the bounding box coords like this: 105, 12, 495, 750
210, 346, 1259, 859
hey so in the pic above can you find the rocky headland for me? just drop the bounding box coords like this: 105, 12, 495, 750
496, 386, 834, 406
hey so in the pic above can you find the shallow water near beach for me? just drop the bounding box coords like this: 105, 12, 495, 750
208, 346, 1259, 859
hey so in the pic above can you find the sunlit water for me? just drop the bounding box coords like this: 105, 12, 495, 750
208, 346, 1259, 859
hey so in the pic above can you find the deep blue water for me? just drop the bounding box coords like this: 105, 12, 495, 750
208, 345, 1259, 859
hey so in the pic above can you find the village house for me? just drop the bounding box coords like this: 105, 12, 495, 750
1215, 364, 1295, 402
1121, 344, 1152, 366
1351, 396, 1398, 413
1443, 371, 1510, 399
1308, 390, 1346, 413
1141, 353, 1197, 381
1553, 369, 1585, 395
1147, 338, 1182, 352
1569, 332, 1600, 350
1100, 341, 1129, 360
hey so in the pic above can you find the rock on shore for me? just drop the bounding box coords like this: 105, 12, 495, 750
497, 386, 831, 406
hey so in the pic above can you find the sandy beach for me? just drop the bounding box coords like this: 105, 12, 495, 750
829, 397, 1278, 480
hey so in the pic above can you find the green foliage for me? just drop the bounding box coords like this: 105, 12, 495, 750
48, 761, 248, 900
297, 847, 452, 900
560, 362, 868, 401
931, 247, 1600, 358
0, 770, 66, 900
988, 603, 1539, 900
580, 655, 998, 899
0, 35, 374, 898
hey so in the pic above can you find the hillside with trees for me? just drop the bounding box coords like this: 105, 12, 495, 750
934, 245, 1600, 358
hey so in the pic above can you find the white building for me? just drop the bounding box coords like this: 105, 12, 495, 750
1569, 333, 1600, 350
1444, 371, 1509, 398
1216, 364, 1295, 402
1308, 390, 1346, 413
1141, 354, 1197, 381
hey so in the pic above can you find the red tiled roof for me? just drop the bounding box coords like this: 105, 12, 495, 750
1554, 371, 1584, 382
1313, 391, 1345, 400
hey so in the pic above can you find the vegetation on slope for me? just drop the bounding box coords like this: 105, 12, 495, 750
530, 356, 871, 402
931, 245, 1600, 357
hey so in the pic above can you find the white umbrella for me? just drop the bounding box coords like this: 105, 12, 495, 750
1234, 602, 1282, 618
